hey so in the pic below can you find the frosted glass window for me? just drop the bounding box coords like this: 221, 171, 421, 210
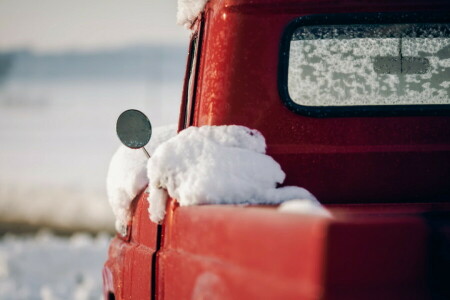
288, 24, 450, 106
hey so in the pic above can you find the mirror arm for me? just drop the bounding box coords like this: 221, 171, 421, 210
142, 147, 150, 159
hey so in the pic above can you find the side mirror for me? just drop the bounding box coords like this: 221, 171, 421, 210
116, 109, 152, 157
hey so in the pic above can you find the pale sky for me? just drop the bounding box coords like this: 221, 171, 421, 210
0, 0, 189, 52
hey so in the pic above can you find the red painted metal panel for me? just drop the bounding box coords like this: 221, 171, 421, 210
103, 237, 133, 300
104, 1, 450, 299
128, 246, 153, 300
155, 199, 434, 299
103, 238, 127, 300
132, 192, 157, 248
324, 218, 429, 299
193, 0, 450, 204
158, 199, 328, 299
103, 192, 157, 300
128, 193, 157, 299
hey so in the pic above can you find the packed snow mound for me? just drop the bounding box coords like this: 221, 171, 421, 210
278, 199, 332, 217
147, 125, 321, 223
107, 124, 177, 233
147, 124, 178, 154
107, 146, 148, 234
177, 0, 209, 27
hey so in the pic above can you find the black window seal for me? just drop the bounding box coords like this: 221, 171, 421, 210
180, 33, 199, 130
278, 11, 450, 118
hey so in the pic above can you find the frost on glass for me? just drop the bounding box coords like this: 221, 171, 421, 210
287, 24, 450, 106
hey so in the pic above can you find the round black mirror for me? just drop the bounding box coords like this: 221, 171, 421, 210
116, 109, 152, 149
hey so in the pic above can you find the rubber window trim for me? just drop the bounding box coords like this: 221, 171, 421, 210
278, 11, 450, 118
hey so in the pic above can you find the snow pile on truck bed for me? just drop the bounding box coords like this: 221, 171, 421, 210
278, 199, 332, 217
177, 0, 209, 27
146, 124, 179, 155
107, 124, 176, 233
147, 125, 325, 223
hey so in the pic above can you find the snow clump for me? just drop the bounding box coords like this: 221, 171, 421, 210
107, 146, 148, 234
278, 199, 332, 217
147, 125, 323, 223
177, 0, 210, 27
107, 124, 177, 233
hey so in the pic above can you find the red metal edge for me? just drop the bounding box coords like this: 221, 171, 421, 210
102, 264, 114, 299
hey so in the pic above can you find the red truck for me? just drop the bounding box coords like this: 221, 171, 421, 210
103, 0, 450, 299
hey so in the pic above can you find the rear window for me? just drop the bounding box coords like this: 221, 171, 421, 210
279, 12, 450, 117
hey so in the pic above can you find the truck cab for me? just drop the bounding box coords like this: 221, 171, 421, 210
103, 0, 450, 299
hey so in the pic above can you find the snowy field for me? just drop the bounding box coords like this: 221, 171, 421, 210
0, 1, 188, 298
0, 231, 110, 300
0, 55, 184, 299
0, 78, 182, 232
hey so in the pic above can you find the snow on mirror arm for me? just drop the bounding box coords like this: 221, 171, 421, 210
107, 124, 177, 235
116, 109, 152, 158
287, 22, 450, 109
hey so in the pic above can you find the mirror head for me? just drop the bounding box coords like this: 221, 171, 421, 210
116, 109, 152, 149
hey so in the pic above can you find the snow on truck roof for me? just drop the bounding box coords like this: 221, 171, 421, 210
177, 0, 210, 27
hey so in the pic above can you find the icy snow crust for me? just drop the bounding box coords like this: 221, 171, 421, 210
177, 0, 209, 27
147, 125, 321, 223
107, 124, 177, 233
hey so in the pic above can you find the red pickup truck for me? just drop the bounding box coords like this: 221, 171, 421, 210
103, 0, 450, 299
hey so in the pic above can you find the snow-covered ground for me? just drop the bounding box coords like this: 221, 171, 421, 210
0, 78, 182, 232
0, 231, 110, 300
0, 46, 185, 299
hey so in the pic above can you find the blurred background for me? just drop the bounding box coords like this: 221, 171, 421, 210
0, 0, 188, 298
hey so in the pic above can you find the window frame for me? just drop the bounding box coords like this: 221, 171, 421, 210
278, 11, 450, 118
179, 14, 205, 130
183, 34, 200, 127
